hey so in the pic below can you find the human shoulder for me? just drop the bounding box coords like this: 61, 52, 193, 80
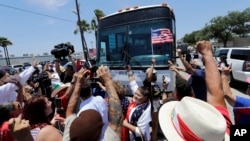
36, 125, 62, 141
193, 69, 205, 77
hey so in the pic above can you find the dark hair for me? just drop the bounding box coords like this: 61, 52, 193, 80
66, 64, 74, 70
22, 95, 51, 126
220, 55, 229, 67
175, 75, 193, 100
79, 80, 92, 98
0, 102, 13, 125
0, 70, 6, 79
113, 80, 126, 99
137, 86, 151, 99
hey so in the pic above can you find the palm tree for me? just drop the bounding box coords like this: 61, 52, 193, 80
0, 37, 12, 65
91, 9, 105, 43
74, 19, 91, 35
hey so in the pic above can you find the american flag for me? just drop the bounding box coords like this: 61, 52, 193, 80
234, 107, 250, 124
151, 28, 173, 44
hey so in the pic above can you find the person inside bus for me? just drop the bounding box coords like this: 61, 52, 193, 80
142, 58, 162, 141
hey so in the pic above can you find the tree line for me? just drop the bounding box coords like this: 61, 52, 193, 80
183, 7, 250, 47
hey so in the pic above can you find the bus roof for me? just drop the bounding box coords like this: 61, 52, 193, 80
102, 3, 173, 20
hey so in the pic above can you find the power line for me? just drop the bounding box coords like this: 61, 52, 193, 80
0, 3, 75, 23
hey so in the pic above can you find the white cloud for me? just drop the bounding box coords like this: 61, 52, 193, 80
26, 0, 69, 10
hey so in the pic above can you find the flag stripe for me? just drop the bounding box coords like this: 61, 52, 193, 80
151, 28, 173, 44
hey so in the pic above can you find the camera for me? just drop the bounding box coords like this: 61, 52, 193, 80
162, 75, 171, 84
33, 71, 51, 88
54, 97, 64, 115
51, 43, 75, 61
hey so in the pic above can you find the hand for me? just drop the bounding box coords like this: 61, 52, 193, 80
152, 58, 156, 65
71, 72, 77, 84
76, 68, 90, 85
51, 113, 65, 127
169, 65, 178, 73
96, 65, 112, 83
176, 48, 182, 57
222, 64, 232, 76
32, 56, 39, 68
68, 49, 73, 56
195, 41, 213, 56
8, 117, 33, 141
168, 60, 174, 66
96, 81, 106, 91
123, 119, 129, 127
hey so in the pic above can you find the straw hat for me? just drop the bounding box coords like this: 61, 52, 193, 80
51, 83, 70, 98
158, 97, 229, 141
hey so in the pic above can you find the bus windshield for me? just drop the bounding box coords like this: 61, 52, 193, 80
97, 5, 176, 68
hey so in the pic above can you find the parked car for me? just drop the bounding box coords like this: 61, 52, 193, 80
0, 66, 17, 75
23, 62, 32, 69
8, 64, 24, 72
214, 47, 250, 85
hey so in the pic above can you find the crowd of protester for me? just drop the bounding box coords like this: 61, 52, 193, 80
1, 41, 250, 141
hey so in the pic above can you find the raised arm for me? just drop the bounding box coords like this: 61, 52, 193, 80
68, 49, 76, 71
97, 65, 123, 138
177, 48, 195, 75
66, 69, 87, 117
145, 58, 155, 82
168, 60, 186, 80
125, 65, 139, 94
221, 65, 236, 107
15, 82, 24, 104
54, 59, 62, 76
196, 41, 226, 107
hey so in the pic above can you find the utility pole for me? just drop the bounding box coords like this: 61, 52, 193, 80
75, 0, 89, 61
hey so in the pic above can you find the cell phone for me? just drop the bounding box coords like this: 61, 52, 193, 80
162, 75, 171, 83
54, 97, 62, 108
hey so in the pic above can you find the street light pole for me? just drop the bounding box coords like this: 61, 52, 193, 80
75, 0, 89, 61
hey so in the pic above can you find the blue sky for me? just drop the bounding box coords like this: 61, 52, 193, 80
0, 0, 249, 57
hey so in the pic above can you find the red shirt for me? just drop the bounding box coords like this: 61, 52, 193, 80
0, 121, 14, 141
215, 106, 232, 135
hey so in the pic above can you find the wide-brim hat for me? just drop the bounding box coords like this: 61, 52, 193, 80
159, 97, 229, 141
51, 83, 70, 98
